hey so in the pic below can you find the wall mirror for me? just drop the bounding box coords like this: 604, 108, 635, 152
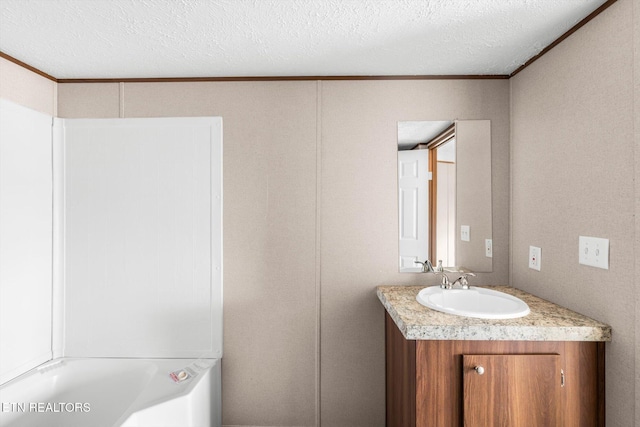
398, 120, 492, 273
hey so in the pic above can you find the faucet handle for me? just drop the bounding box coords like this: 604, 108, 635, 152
435, 271, 451, 289
456, 272, 476, 289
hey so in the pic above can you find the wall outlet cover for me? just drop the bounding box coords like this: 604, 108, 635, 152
529, 246, 541, 271
485, 239, 493, 258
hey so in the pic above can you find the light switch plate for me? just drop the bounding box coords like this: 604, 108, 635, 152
579, 236, 609, 269
529, 246, 541, 271
461, 225, 470, 242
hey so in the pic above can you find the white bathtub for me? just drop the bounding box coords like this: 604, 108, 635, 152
0, 357, 221, 427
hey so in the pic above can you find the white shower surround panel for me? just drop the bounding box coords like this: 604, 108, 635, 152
0, 99, 53, 384
0, 0, 608, 78
54, 117, 223, 359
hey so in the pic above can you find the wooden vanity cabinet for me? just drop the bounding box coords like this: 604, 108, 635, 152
385, 313, 605, 427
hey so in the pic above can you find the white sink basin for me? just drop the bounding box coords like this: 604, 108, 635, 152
416, 286, 530, 319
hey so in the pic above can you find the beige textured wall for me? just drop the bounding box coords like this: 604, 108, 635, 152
510, 0, 637, 425
319, 80, 510, 426
0, 57, 56, 115
58, 78, 510, 426
634, 0, 639, 424
57, 82, 120, 118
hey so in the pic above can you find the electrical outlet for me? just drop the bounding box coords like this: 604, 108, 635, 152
579, 236, 609, 269
485, 239, 493, 258
529, 246, 541, 271
461, 225, 470, 242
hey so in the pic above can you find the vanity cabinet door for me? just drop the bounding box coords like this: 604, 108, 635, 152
385, 314, 604, 427
462, 354, 563, 427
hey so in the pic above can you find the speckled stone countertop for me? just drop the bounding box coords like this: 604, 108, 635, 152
377, 285, 611, 341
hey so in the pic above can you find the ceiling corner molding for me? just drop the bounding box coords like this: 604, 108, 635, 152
0, 51, 57, 82
55, 74, 510, 83
509, 0, 618, 77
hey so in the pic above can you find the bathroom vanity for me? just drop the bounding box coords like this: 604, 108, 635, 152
378, 285, 611, 427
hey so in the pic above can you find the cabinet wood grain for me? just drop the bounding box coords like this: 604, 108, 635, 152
463, 354, 562, 426
385, 310, 416, 427
384, 312, 605, 427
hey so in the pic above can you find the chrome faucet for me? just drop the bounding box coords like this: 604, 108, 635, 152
415, 259, 452, 289
451, 272, 476, 289
414, 259, 436, 273
414, 259, 444, 273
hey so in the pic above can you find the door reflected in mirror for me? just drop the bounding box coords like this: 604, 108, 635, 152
398, 120, 492, 273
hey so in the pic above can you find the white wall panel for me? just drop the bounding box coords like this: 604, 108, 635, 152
0, 99, 53, 384
59, 117, 222, 358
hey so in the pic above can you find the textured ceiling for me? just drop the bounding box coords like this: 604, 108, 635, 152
0, 0, 608, 79
398, 120, 452, 150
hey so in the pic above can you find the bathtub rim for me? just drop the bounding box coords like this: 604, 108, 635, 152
0, 356, 222, 427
